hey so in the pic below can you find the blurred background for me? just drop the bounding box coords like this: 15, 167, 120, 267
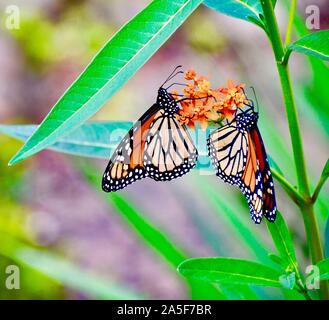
0, 0, 328, 299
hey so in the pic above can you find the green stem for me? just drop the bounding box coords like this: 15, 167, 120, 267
284, 0, 296, 46
312, 176, 327, 204
311, 159, 329, 203
275, 63, 310, 194
300, 204, 324, 263
260, 0, 328, 299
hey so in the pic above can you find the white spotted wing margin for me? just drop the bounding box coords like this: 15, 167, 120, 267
102, 102, 161, 192
250, 126, 277, 222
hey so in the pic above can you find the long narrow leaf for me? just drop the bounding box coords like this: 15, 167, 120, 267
287, 30, 329, 62
178, 257, 282, 287
8, 0, 203, 166
292, 11, 329, 138
266, 211, 298, 272
0, 123, 131, 159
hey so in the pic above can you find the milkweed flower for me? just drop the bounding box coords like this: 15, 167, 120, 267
184, 68, 197, 81
174, 69, 247, 127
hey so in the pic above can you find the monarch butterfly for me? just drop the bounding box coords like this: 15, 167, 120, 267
207, 100, 277, 224
102, 66, 198, 192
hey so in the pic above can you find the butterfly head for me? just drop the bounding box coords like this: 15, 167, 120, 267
235, 107, 259, 130
157, 87, 178, 113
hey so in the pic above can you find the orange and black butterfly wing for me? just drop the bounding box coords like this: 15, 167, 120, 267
250, 127, 277, 222
238, 131, 264, 224
102, 97, 198, 191
102, 104, 160, 192
208, 122, 265, 223
144, 111, 198, 181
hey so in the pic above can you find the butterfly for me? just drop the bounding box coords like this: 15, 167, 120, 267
102, 66, 198, 192
207, 100, 277, 224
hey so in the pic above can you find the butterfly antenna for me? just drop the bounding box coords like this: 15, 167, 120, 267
241, 87, 254, 110
250, 86, 259, 113
161, 65, 183, 88
166, 71, 184, 85
165, 82, 186, 90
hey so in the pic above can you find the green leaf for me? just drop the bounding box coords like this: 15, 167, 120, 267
287, 30, 329, 62
268, 253, 285, 269
266, 211, 298, 273
8, 0, 203, 166
204, 0, 269, 28
317, 259, 329, 280
321, 159, 329, 181
178, 258, 282, 287
282, 288, 306, 300
292, 12, 329, 138
0, 122, 131, 160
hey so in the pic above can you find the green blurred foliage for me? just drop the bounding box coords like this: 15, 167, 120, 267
3, 5, 113, 69
185, 11, 226, 53
0, 136, 65, 299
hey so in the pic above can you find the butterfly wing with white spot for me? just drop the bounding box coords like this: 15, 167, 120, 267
102, 104, 160, 192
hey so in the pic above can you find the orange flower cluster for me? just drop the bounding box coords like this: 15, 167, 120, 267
173, 69, 248, 128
